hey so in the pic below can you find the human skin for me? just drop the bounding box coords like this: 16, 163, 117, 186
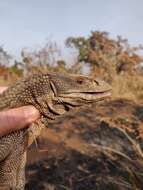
0, 87, 40, 137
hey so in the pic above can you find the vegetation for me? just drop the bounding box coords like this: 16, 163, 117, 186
1, 31, 143, 103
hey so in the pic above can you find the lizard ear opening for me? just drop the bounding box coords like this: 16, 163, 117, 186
50, 81, 58, 97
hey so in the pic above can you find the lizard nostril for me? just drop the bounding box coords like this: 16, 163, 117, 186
95, 80, 99, 85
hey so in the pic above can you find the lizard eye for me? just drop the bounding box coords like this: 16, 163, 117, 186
77, 79, 83, 84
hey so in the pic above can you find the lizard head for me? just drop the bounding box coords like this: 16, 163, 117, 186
0, 72, 111, 121
48, 72, 111, 108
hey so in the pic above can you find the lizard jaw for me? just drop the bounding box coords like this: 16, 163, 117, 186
59, 90, 111, 101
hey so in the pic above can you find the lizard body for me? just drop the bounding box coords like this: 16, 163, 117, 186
0, 72, 111, 189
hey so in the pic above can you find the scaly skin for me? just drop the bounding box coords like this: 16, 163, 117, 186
0, 72, 111, 190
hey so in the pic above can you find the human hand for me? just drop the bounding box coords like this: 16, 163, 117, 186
0, 87, 40, 137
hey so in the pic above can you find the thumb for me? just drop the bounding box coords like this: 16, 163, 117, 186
0, 106, 40, 137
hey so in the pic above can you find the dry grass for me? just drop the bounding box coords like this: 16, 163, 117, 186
0, 78, 12, 86
112, 73, 143, 103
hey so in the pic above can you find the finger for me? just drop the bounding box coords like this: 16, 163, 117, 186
0, 106, 40, 137
0, 87, 8, 93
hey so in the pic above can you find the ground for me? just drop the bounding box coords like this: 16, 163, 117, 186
25, 99, 143, 190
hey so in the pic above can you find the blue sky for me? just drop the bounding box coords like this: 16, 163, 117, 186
0, 0, 143, 58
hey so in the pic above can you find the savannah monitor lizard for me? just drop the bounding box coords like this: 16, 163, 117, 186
0, 72, 111, 190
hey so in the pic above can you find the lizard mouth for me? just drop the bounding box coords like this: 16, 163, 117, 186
82, 90, 111, 100
83, 90, 111, 99
55, 90, 111, 111
59, 90, 111, 101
